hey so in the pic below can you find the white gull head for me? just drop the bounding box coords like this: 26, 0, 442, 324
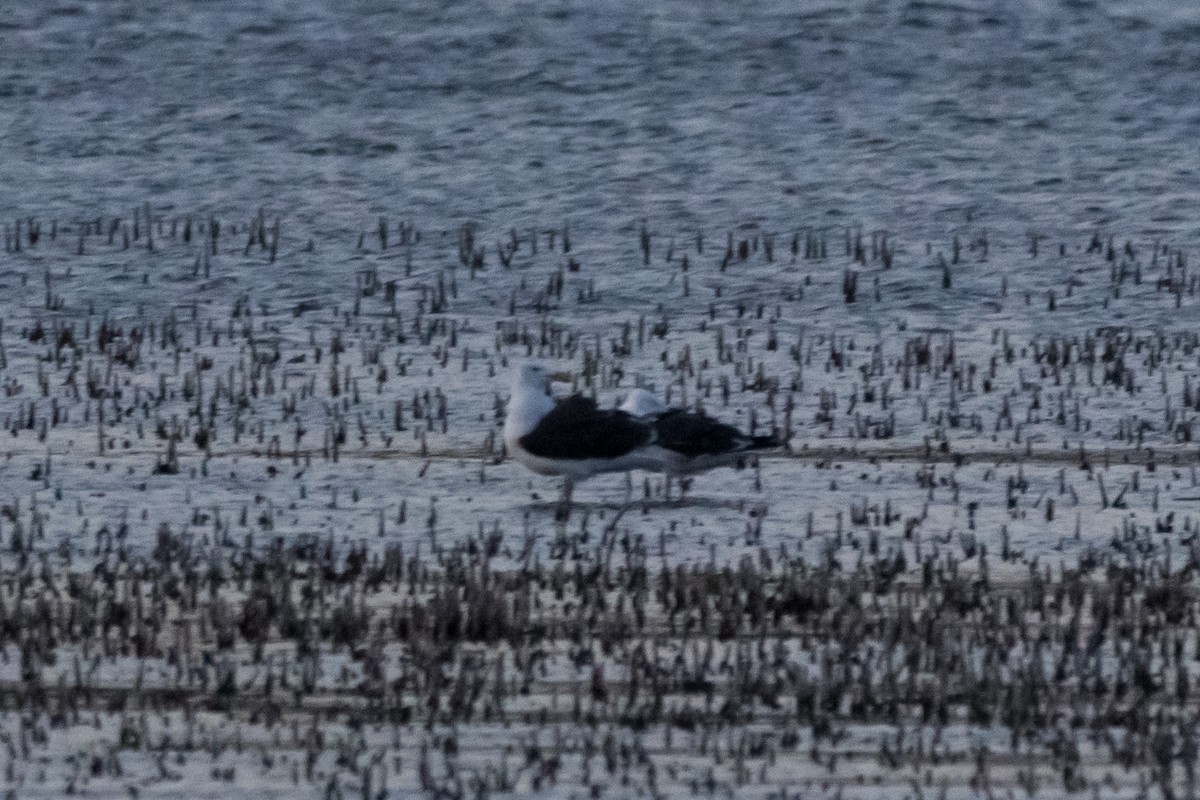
504, 363, 560, 445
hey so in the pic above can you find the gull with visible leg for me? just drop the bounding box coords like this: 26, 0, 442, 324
504, 363, 783, 519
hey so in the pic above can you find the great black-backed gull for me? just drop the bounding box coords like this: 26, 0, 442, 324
504, 364, 782, 517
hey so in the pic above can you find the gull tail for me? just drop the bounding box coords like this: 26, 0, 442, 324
746, 433, 785, 451
731, 432, 786, 469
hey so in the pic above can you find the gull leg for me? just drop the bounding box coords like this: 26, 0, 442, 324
605, 474, 638, 534
555, 477, 574, 521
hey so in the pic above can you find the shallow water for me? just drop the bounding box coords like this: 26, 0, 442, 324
4, 0, 1200, 237
1, 2, 1200, 798
0, 0, 1196, 565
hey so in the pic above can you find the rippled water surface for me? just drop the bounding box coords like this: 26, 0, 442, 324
4, 0, 1200, 237
3, 3, 1200, 799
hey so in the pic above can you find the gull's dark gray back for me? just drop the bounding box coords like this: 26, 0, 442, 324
651, 409, 749, 459
519, 396, 653, 459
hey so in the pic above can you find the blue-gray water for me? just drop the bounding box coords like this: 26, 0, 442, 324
3, 4, 1200, 797
4, 0, 1200, 240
